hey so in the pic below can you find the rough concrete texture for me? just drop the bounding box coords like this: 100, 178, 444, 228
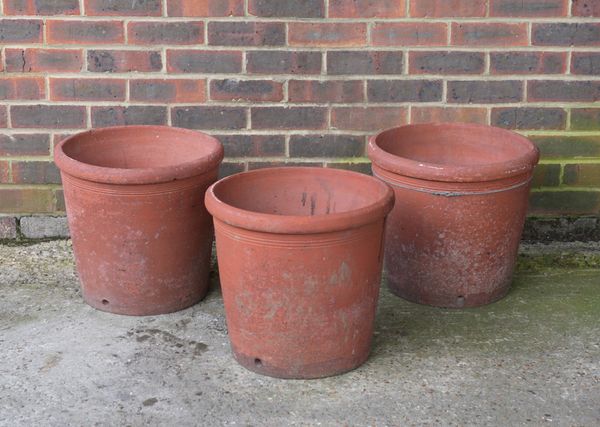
1, 241, 599, 426
18, 216, 69, 239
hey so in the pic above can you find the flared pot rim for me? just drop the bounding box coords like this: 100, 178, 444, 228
54, 125, 224, 185
205, 167, 395, 235
368, 122, 540, 183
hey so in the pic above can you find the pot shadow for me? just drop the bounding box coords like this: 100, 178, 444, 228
368, 276, 541, 362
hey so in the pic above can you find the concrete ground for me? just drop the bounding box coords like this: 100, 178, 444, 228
1, 241, 599, 426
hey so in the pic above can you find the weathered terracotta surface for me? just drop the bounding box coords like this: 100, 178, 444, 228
369, 123, 540, 308
54, 126, 223, 316
205, 167, 394, 378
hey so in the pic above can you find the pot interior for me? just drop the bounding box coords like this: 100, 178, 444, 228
61, 127, 218, 170
376, 124, 534, 167
213, 168, 389, 217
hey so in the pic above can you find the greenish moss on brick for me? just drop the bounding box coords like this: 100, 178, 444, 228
532, 163, 561, 188
563, 164, 600, 187
530, 135, 600, 158
571, 109, 600, 130
530, 191, 600, 215
0, 189, 54, 213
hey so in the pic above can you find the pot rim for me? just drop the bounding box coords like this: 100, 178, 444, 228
54, 125, 224, 185
205, 167, 395, 235
368, 123, 540, 183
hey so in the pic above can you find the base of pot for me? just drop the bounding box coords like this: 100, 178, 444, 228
232, 349, 370, 380
388, 281, 512, 308
82, 288, 208, 316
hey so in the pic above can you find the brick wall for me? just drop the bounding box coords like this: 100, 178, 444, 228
1, 0, 599, 217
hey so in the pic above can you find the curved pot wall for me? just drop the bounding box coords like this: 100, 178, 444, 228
205, 167, 394, 379
369, 123, 540, 308
55, 126, 223, 316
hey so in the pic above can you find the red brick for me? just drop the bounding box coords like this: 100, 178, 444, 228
331, 107, 407, 131
288, 23, 367, 47
172, 106, 247, 130
91, 106, 168, 127
0, 161, 10, 184
411, 107, 488, 125
452, 23, 528, 47
492, 107, 566, 130
0, 134, 51, 156
130, 79, 206, 103
329, 0, 405, 18
289, 135, 365, 158
128, 22, 204, 45
563, 164, 600, 187
248, 161, 323, 170
208, 22, 285, 46
210, 79, 283, 102
288, 80, 364, 103
50, 78, 126, 101
11, 105, 86, 129
533, 23, 600, 46
216, 135, 285, 157
572, 0, 600, 16
168, 50, 243, 73
85, 0, 162, 16
448, 81, 523, 104
371, 23, 448, 47
0, 77, 45, 100
328, 51, 403, 75
490, 0, 568, 17
0, 19, 43, 43
47, 20, 125, 44
571, 52, 600, 75
531, 164, 561, 188
529, 191, 600, 215
12, 161, 61, 184
0, 188, 55, 213
219, 162, 245, 178
4, 0, 80, 14
368, 80, 443, 102
409, 51, 485, 75
490, 52, 567, 74
168, 0, 244, 16
247, 51, 322, 75
55, 189, 66, 212
87, 50, 162, 72
410, 0, 486, 17
530, 135, 600, 159
5, 48, 83, 73
251, 107, 327, 130
249, 0, 324, 18
0, 107, 7, 128
528, 81, 600, 102
571, 109, 600, 130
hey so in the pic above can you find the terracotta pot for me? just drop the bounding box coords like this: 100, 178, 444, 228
205, 167, 394, 379
54, 126, 223, 316
368, 123, 540, 308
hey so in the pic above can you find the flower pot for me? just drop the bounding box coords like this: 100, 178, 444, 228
54, 126, 223, 316
205, 167, 394, 379
368, 123, 540, 308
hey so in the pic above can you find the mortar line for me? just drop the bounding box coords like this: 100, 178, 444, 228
2, 43, 600, 53
6, 15, 600, 23
7, 73, 599, 82
5, 100, 600, 108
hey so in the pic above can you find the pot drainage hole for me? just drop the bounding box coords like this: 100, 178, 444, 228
254, 358, 262, 367
102, 299, 110, 305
